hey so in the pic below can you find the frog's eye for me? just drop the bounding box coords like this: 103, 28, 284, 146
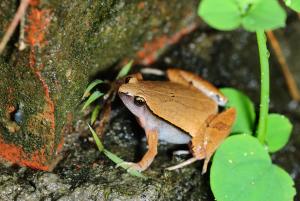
134, 96, 145, 106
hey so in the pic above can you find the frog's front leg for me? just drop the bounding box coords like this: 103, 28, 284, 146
120, 129, 158, 172
137, 129, 159, 170
167, 69, 227, 106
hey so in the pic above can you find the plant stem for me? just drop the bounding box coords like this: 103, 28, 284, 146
0, 0, 30, 55
266, 31, 300, 101
256, 30, 270, 143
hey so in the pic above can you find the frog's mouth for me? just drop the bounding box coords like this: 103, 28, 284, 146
118, 92, 133, 107
118, 91, 131, 100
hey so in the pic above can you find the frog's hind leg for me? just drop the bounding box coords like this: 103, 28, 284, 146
166, 69, 227, 106
166, 157, 198, 170
166, 125, 207, 171
166, 108, 236, 173
200, 108, 236, 174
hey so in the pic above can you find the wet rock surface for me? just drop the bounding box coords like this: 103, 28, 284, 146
0, 10, 300, 201
0, 111, 213, 201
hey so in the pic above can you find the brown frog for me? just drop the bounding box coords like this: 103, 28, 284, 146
118, 69, 236, 174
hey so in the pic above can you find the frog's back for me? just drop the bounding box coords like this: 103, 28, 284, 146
133, 81, 218, 136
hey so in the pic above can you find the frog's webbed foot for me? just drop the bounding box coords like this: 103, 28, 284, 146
116, 161, 144, 172
165, 157, 198, 171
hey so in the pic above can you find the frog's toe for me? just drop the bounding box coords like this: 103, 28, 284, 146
116, 162, 143, 172
166, 157, 198, 171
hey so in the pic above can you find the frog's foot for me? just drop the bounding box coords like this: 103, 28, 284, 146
166, 157, 198, 171
201, 156, 212, 175
172, 150, 190, 156
116, 162, 144, 172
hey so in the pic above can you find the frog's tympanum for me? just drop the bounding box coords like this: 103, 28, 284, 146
118, 69, 236, 174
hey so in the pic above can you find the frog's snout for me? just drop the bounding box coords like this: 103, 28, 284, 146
118, 90, 128, 96
118, 83, 136, 97
118, 84, 127, 94
118, 88, 131, 102
118, 91, 129, 102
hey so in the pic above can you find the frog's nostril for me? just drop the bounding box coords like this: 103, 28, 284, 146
119, 91, 129, 95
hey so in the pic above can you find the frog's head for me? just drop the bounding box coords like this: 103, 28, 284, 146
118, 81, 148, 118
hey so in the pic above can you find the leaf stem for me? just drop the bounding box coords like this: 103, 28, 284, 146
256, 30, 270, 143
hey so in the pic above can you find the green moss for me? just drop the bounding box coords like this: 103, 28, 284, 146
0, 56, 49, 153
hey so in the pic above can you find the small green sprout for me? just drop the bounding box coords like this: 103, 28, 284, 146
81, 91, 104, 111
81, 60, 133, 124
82, 79, 104, 100
88, 125, 146, 179
91, 105, 101, 124
82, 61, 146, 179
116, 60, 133, 79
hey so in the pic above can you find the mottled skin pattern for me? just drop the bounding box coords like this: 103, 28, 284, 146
118, 69, 236, 173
